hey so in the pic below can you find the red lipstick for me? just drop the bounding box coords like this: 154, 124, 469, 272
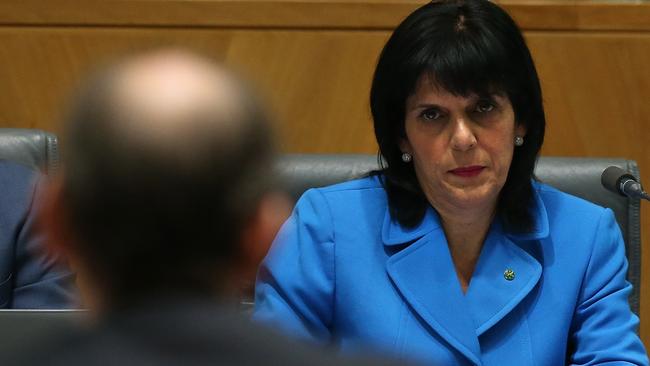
449, 166, 485, 177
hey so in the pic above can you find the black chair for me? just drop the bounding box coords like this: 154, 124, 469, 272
0, 128, 59, 176
277, 154, 642, 315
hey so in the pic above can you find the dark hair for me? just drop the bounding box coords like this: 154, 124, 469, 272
370, 0, 545, 232
61, 51, 275, 304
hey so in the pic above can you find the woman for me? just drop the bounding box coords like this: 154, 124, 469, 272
254, 0, 648, 364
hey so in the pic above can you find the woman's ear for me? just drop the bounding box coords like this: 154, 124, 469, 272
399, 137, 412, 155
515, 122, 527, 138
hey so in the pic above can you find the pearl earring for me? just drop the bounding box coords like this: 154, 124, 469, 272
514, 136, 524, 146
401, 153, 412, 163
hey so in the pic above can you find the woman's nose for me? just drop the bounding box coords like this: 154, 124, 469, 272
449, 116, 477, 151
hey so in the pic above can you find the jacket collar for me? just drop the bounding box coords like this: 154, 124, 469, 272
383, 184, 549, 365
381, 183, 550, 246
381, 203, 442, 245
506, 182, 549, 241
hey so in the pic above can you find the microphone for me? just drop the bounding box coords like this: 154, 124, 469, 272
601, 166, 650, 201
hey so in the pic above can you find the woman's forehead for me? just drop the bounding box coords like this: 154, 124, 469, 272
407, 73, 508, 106
416, 71, 505, 93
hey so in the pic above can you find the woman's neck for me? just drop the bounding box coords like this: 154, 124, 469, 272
438, 204, 496, 293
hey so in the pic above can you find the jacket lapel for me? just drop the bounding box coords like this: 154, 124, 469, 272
382, 187, 549, 364
464, 220, 542, 336
462, 184, 549, 335
384, 208, 482, 366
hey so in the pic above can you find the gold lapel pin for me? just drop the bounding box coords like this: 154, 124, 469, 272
503, 269, 516, 281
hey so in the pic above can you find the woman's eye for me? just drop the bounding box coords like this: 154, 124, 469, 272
475, 101, 495, 113
421, 109, 441, 120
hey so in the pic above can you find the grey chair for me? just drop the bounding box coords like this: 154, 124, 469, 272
276, 154, 642, 315
0, 128, 59, 176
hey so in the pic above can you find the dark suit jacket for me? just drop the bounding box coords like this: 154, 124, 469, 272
6, 298, 399, 366
0, 161, 75, 308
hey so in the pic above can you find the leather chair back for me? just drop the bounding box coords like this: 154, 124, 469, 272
277, 154, 642, 315
0, 128, 59, 176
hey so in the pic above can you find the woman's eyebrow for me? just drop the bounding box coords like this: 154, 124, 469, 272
413, 102, 442, 109
480, 91, 507, 99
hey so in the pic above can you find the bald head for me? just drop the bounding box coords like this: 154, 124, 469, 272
115, 49, 239, 120
89, 50, 261, 164
60, 49, 275, 304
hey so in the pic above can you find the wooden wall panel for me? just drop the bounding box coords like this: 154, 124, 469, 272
4, 1, 650, 31
530, 32, 650, 160
2, 0, 650, 350
0, 28, 386, 152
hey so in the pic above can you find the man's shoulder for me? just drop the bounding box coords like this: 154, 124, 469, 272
0, 160, 39, 182
7, 302, 393, 366
0, 161, 41, 232
0, 160, 39, 206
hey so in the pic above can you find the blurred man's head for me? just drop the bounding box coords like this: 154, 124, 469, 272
48, 49, 284, 310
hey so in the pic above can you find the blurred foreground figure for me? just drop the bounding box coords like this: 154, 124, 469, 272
9, 49, 392, 366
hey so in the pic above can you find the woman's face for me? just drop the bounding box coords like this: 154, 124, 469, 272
400, 76, 526, 216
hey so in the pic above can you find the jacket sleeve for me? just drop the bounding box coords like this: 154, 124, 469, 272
11, 174, 76, 309
253, 188, 335, 344
569, 209, 648, 365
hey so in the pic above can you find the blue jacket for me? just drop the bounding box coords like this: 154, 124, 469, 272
254, 176, 648, 365
0, 161, 75, 308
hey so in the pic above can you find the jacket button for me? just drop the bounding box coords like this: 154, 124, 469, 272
503, 269, 515, 281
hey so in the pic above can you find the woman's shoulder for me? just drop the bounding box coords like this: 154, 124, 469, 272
294, 175, 388, 220
318, 174, 384, 193
530, 180, 619, 249
299, 175, 386, 202
533, 180, 609, 219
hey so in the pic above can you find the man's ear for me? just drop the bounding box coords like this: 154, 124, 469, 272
40, 176, 73, 258
236, 191, 292, 285
40, 176, 104, 311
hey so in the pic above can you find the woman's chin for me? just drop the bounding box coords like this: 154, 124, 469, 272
437, 184, 500, 213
